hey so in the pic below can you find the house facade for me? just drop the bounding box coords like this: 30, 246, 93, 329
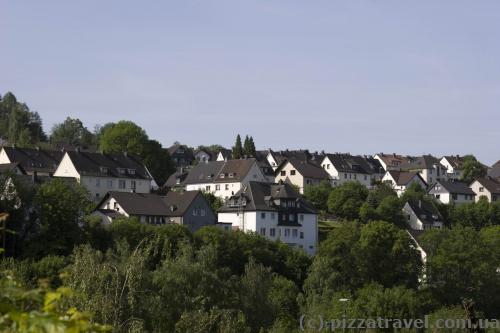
94, 190, 216, 232
403, 199, 443, 231
382, 170, 427, 197
440, 155, 465, 180
428, 180, 475, 205
184, 159, 268, 200
168, 144, 194, 167
469, 177, 500, 202
217, 181, 318, 255
54, 151, 154, 201
274, 158, 329, 194
0, 146, 64, 176
320, 154, 384, 188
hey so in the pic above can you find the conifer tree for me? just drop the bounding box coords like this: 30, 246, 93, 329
232, 134, 243, 159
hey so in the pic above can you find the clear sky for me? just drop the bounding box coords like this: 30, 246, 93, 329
1, 1, 499, 164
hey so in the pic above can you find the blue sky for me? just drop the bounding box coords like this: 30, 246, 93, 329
1, 1, 499, 164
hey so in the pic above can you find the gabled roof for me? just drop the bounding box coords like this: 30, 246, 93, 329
1, 146, 64, 174
376, 153, 414, 168
268, 149, 312, 166
167, 144, 193, 156
429, 180, 475, 195
441, 155, 466, 169
183, 159, 259, 184
96, 190, 204, 217
386, 170, 426, 186
473, 177, 500, 194
488, 160, 500, 179
65, 151, 151, 179
400, 155, 440, 171
218, 181, 316, 214
164, 170, 189, 187
279, 158, 329, 180
406, 199, 442, 224
323, 153, 382, 174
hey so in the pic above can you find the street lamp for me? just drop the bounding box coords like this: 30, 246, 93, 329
339, 298, 349, 333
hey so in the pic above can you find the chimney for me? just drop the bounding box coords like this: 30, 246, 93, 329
418, 200, 422, 208
393, 153, 396, 157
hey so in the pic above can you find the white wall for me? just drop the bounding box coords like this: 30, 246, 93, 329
0, 148, 11, 164
275, 162, 305, 193
470, 180, 493, 202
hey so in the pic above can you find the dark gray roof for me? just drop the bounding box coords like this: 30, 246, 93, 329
269, 149, 312, 166
183, 159, 258, 184
387, 170, 426, 186
324, 153, 383, 174
278, 158, 329, 180
488, 160, 500, 179
406, 199, 442, 224
1, 147, 64, 174
474, 177, 500, 194
442, 155, 465, 169
97, 190, 204, 217
400, 155, 440, 171
0, 163, 25, 175
164, 170, 189, 187
218, 181, 316, 214
429, 180, 475, 195
66, 151, 151, 179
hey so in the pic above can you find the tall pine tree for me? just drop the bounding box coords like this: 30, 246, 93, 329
232, 134, 243, 159
248, 136, 256, 157
243, 135, 250, 157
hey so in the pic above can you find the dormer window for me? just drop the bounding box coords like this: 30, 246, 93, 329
117, 168, 126, 175
100, 166, 108, 173
220, 174, 225, 179
128, 168, 136, 175
229, 173, 235, 178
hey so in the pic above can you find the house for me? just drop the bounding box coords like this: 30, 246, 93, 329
488, 160, 500, 179
168, 144, 194, 167
93, 190, 216, 232
274, 158, 330, 194
0, 146, 64, 176
381, 170, 427, 197
217, 181, 318, 255
399, 155, 444, 185
428, 180, 475, 205
403, 199, 443, 230
266, 149, 313, 171
320, 153, 384, 188
440, 155, 466, 180
216, 149, 232, 161
469, 177, 500, 202
194, 149, 212, 163
184, 158, 268, 200
163, 169, 189, 190
374, 153, 414, 171
53, 150, 155, 201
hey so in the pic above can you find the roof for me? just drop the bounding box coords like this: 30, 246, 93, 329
269, 149, 312, 166
183, 159, 258, 184
278, 158, 329, 180
218, 181, 316, 214
0, 163, 25, 175
386, 170, 425, 186
1, 146, 64, 174
97, 190, 203, 217
442, 155, 465, 169
376, 153, 413, 168
473, 177, 500, 194
406, 199, 442, 224
323, 153, 383, 174
488, 160, 500, 179
66, 151, 151, 179
164, 170, 189, 187
429, 180, 475, 195
400, 155, 440, 171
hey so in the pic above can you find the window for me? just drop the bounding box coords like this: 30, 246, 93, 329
206, 185, 211, 191
289, 214, 295, 221
290, 170, 296, 176
270, 228, 275, 237
282, 214, 286, 221
479, 187, 484, 192
271, 212, 275, 220
96, 179, 100, 187
193, 208, 198, 216
292, 229, 298, 238
364, 175, 368, 180
215, 184, 220, 191
260, 228, 266, 236
306, 179, 311, 184
261, 212, 266, 219
300, 232, 304, 239
280, 171, 286, 176
107, 180, 113, 188
327, 164, 330, 169
452, 194, 458, 200
131, 180, 136, 190
95, 193, 100, 198
201, 208, 206, 216
225, 184, 229, 190
300, 214, 304, 221
128, 169, 136, 175
436, 194, 440, 199
118, 180, 126, 189
344, 173, 347, 179
284, 229, 290, 237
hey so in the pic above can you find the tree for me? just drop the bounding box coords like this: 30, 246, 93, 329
50, 117, 95, 146
142, 139, 176, 186
303, 181, 332, 213
202, 191, 224, 213
242, 135, 256, 157
460, 155, 487, 184
232, 134, 243, 159
98, 121, 148, 155
327, 181, 369, 220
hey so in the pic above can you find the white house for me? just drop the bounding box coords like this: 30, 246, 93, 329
217, 181, 318, 255
53, 151, 155, 201
266, 149, 312, 171
427, 180, 475, 205
382, 170, 427, 197
403, 199, 443, 231
184, 158, 268, 200
469, 177, 500, 203
440, 155, 466, 180
399, 155, 444, 185
374, 153, 414, 171
320, 153, 384, 188
274, 158, 330, 194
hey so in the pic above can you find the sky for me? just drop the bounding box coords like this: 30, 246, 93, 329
1, 1, 500, 164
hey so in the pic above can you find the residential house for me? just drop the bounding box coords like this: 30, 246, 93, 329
94, 190, 215, 232
428, 180, 475, 205
374, 153, 414, 171
194, 149, 212, 163
469, 177, 500, 202
184, 158, 268, 200
399, 155, 444, 185
274, 158, 330, 194
320, 153, 384, 188
440, 155, 466, 180
266, 149, 313, 171
163, 169, 189, 190
381, 170, 427, 197
0, 146, 64, 176
217, 181, 318, 255
168, 144, 194, 167
488, 160, 500, 179
53, 150, 154, 201
403, 199, 444, 231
